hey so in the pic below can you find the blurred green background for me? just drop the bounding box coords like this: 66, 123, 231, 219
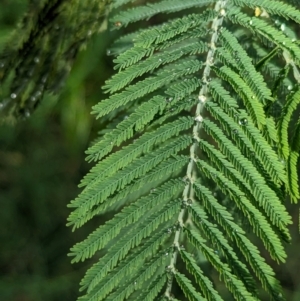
0, 1, 299, 301
0, 1, 114, 300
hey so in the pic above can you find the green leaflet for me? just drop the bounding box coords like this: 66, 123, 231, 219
219, 28, 273, 106
186, 229, 257, 301
196, 159, 286, 262
201, 119, 291, 228
204, 94, 286, 185
81, 117, 193, 187
286, 119, 300, 202
188, 204, 257, 295
69, 135, 190, 217
104, 40, 207, 93
277, 88, 300, 160
134, 9, 217, 48
70, 157, 188, 229
79, 228, 171, 291
104, 252, 168, 301
111, 0, 215, 27
193, 183, 284, 300
65, 1, 300, 300
69, 179, 183, 258
227, 8, 300, 66
79, 201, 180, 300
92, 58, 203, 118
175, 271, 206, 301
180, 250, 224, 301
86, 95, 167, 161
232, 0, 300, 24
212, 66, 267, 130
113, 27, 207, 70
197, 139, 291, 242
134, 274, 168, 301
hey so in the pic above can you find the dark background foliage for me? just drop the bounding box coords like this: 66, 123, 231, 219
0, 1, 299, 301
0, 1, 112, 300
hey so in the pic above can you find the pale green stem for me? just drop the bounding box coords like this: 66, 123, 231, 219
164, 0, 228, 298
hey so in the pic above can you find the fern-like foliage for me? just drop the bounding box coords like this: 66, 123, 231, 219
0, 0, 111, 120
68, 0, 300, 300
